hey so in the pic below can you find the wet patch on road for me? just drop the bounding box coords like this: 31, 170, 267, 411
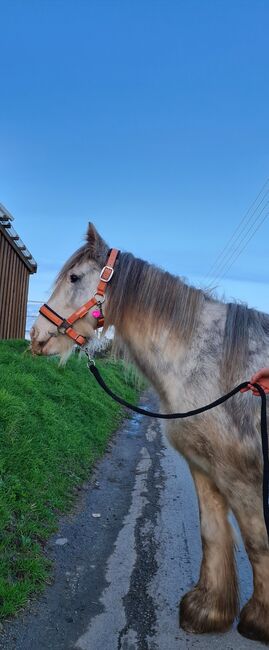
118, 424, 165, 650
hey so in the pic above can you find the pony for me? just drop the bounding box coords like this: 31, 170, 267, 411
31, 223, 269, 644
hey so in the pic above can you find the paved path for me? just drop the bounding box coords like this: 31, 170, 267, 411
1, 391, 265, 650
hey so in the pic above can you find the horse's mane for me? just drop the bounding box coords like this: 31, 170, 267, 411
107, 252, 206, 342
222, 302, 269, 386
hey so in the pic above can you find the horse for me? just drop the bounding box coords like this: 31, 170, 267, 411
30, 223, 269, 644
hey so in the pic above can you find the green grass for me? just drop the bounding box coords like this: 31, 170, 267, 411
0, 340, 141, 619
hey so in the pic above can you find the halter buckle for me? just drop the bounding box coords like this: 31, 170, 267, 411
100, 265, 114, 282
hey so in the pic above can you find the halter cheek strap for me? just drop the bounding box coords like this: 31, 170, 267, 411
39, 248, 120, 346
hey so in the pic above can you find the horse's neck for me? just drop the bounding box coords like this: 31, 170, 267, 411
113, 296, 226, 404
107, 256, 217, 399
115, 319, 186, 400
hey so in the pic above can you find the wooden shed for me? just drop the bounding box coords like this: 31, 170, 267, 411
0, 204, 37, 339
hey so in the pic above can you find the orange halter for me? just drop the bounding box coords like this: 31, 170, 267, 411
39, 248, 120, 346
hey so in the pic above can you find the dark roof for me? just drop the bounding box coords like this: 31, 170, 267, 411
0, 203, 37, 274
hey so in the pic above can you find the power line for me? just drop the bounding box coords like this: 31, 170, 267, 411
203, 178, 269, 282
207, 207, 269, 288
207, 210, 269, 287
206, 198, 269, 287
204, 178, 269, 281
205, 187, 269, 282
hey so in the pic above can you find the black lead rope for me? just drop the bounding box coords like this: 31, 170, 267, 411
88, 362, 269, 538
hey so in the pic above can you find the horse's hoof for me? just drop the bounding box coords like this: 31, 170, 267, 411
238, 600, 269, 644
179, 587, 235, 634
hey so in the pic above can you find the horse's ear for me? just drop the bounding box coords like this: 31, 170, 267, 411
87, 223, 99, 253
86, 223, 109, 263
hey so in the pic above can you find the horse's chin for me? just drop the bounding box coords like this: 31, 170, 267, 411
31, 335, 74, 361
58, 345, 75, 366
47, 337, 75, 361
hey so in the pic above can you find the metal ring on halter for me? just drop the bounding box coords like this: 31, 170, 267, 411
94, 294, 105, 303
57, 319, 71, 335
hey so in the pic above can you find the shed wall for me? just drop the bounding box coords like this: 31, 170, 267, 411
0, 229, 29, 339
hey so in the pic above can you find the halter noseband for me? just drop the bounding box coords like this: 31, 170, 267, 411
39, 248, 120, 346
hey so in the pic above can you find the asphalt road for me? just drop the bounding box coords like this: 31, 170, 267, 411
1, 390, 265, 650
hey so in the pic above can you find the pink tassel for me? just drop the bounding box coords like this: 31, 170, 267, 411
92, 309, 102, 319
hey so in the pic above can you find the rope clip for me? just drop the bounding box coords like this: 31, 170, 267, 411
84, 347, 96, 368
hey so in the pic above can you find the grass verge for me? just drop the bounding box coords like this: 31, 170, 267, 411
0, 340, 141, 619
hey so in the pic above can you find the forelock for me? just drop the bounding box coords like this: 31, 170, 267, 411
55, 245, 90, 286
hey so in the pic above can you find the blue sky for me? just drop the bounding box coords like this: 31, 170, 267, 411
1, 0, 269, 312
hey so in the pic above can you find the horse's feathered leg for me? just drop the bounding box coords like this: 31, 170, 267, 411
179, 467, 238, 633
228, 483, 269, 644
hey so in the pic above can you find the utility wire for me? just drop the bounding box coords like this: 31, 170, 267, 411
207, 209, 269, 287
206, 199, 269, 287
205, 188, 269, 282
207, 212, 269, 289
203, 178, 269, 282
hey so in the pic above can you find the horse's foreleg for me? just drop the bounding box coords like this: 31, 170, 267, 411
179, 467, 238, 633
228, 483, 269, 644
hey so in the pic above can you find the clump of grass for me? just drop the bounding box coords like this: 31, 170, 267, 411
0, 340, 141, 618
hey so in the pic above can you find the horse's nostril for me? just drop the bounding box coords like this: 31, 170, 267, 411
30, 337, 49, 355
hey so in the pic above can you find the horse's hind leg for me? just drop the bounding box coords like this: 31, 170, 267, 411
179, 467, 238, 633
228, 483, 269, 644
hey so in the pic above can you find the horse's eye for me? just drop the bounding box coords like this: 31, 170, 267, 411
70, 273, 80, 283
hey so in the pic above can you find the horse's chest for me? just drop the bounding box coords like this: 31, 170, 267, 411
164, 416, 218, 474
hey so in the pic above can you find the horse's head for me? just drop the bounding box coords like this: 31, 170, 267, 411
30, 223, 109, 358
